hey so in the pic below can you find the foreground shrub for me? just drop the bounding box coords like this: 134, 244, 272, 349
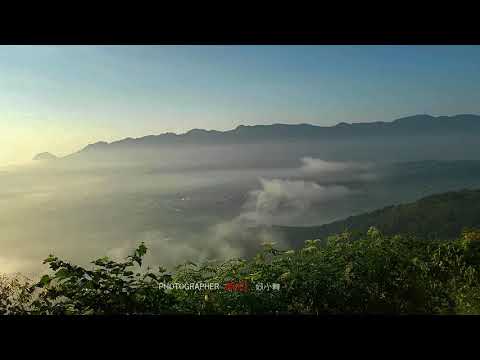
2, 227, 480, 315
0, 273, 34, 315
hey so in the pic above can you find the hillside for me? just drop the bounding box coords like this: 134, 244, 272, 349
276, 189, 480, 245
32, 152, 57, 161
66, 114, 480, 156
34, 113, 478, 168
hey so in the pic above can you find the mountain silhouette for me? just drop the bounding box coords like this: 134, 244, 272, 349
53, 114, 480, 166
33, 152, 58, 161
72, 114, 480, 152
275, 188, 480, 246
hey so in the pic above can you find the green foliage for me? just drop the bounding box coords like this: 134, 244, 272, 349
279, 189, 480, 245
30, 242, 177, 315
3, 229, 480, 315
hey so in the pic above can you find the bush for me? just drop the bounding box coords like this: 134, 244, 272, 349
2, 228, 480, 315
0, 273, 34, 315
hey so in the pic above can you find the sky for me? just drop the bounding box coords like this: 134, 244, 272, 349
1, 45, 480, 165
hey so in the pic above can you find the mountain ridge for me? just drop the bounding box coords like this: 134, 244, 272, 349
275, 188, 480, 246
31, 114, 480, 165
40, 113, 480, 161
32, 152, 58, 161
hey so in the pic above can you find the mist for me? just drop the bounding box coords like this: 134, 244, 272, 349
3, 138, 480, 278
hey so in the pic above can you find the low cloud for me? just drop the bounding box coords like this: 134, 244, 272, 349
298, 157, 377, 183
236, 178, 352, 226
207, 216, 286, 257
300, 157, 368, 173
0, 157, 378, 277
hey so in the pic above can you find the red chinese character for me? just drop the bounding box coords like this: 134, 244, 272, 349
224, 282, 235, 291
224, 281, 249, 292
237, 281, 249, 292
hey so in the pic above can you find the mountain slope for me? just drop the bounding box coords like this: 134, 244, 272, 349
33, 152, 58, 161
275, 189, 480, 245
53, 113, 480, 167
69, 114, 480, 156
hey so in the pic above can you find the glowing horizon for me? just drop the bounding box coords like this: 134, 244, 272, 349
2, 45, 480, 165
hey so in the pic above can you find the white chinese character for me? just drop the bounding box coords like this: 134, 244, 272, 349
272, 283, 280, 291
255, 283, 264, 291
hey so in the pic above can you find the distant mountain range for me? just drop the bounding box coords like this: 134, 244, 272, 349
275, 188, 480, 246
34, 114, 480, 165
77, 114, 480, 150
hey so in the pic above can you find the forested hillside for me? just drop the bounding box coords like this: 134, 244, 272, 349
277, 189, 480, 245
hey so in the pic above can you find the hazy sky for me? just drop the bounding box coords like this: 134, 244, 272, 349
1, 45, 480, 165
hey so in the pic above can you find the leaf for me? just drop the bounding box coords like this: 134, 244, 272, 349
39, 275, 51, 287
145, 273, 159, 281
54, 268, 70, 280
43, 255, 57, 264
137, 243, 148, 257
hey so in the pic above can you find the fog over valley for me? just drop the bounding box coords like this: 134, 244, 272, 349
2, 116, 480, 277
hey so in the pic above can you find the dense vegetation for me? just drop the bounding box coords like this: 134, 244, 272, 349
2, 226, 480, 315
278, 189, 480, 245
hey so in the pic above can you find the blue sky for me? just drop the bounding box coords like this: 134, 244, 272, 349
1, 45, 480, 164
